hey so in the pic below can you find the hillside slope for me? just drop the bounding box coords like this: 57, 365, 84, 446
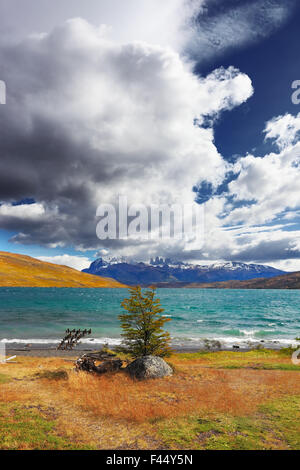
174, 271, 300, 289
0, 252, 126, 288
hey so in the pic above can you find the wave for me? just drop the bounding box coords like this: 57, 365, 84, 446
0, 337, 122, 346
222, 328, 289, 338
1, 335, 298, 350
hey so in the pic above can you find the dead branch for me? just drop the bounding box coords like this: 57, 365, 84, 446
75, 349, 128, 374
57, 328, 92, 350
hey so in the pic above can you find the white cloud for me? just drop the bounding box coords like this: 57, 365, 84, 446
270, 259, 300, 272
37, 254, 91, 271
0, 3, 298, 266
0, 203, 45, 219
264, 113, 300, 150
1, 0, 294, 64
0, 0, 203, 50
197, 66, 253, 117
97, 249, 109, 257
225, 144, 300, 226
1, 13, 297, 268
0, 18, 253, 255
186, 111, 300, 266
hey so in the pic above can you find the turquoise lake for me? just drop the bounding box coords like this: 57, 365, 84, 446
0, 287, 299, 349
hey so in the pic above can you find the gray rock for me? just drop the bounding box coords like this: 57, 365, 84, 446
126, 355, 173, 380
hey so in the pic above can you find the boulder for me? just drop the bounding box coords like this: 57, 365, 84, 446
126, 355, 173, 380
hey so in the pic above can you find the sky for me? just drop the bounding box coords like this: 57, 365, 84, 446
1, 0, 300, 271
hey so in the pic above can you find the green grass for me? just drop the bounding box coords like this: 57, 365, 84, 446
175, 349, 300, 371
0, 373, 11, 384
259, 397, 300, 449
0, 403, 94, 450
221, 363, 300, 371
157, 395, 300, 450
176, 349, 276, 361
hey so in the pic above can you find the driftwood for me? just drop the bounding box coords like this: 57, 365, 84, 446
57, 328, 92, 350
75, 349, 127, 375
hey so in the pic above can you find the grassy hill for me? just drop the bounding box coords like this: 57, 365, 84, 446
176, 271, 300, 289
0, 252, 126, 288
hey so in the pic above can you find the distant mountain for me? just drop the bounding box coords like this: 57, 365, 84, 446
176, 271, 300, 289
82, 257, 286, 286
0, 252, 126, 288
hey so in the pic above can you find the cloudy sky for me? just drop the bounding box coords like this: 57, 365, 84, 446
1, 0, 300, 271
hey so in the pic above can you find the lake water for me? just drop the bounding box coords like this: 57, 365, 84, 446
0, 287, 299, 349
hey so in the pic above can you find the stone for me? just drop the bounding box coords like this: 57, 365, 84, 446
126, 355, 173, 380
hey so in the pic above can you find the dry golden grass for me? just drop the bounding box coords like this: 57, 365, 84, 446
0, 251, 126, 287
59, 367, 300, 423
2, 355, 300, 423
9, 353, 292, 425
0, 357, 157, 449
0, 385, 31, 403
0, 353, 299, 449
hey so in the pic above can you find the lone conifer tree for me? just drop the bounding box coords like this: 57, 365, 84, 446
118, 286, 172, 358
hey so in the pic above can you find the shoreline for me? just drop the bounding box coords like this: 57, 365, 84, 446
4, 348, 261, 357
2, 335, 298, 356
6, 343, 295, 358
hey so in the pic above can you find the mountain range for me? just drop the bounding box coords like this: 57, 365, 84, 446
0, 251, 297, 289
82, 257, 286, 286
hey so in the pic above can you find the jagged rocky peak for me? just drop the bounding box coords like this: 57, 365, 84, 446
149, 257, 184, 267
150, 256, 165, 265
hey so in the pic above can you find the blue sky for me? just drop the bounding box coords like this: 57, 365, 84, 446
200, 2, 300, 159
0, 0, 300, 271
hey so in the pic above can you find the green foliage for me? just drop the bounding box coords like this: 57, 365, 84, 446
117, 286, 172, 358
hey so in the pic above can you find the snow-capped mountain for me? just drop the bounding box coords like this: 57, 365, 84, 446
83, 257, 286, 286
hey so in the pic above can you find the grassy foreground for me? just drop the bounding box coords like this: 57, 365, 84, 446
0, 349, 299, 450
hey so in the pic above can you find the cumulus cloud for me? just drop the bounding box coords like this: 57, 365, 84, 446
0, 18, 253, 256
272, 258, 300, 272
225, 130, 300, 226
264, 113, 300, 150
1, 1, 294, 63
2, 13, 298, 269
37, 254, 91, 271
190, 112, 300, 268
0, 203, 45, 219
